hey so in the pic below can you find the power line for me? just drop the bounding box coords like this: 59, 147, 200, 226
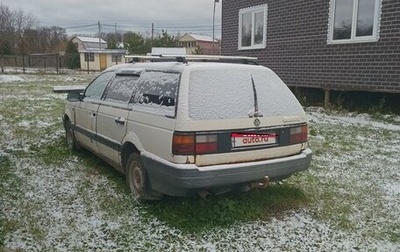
64, 21, 222, 38
64, 23, 98, 29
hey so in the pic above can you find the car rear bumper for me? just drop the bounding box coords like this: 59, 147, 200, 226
141, 148, 312, 197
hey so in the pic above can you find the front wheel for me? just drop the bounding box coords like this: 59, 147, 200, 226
126, 153, 162, 201
65, 120, 80, 151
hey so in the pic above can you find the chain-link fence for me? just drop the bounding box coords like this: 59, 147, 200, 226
0, 53, 68, 74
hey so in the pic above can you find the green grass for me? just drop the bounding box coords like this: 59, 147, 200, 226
30, 136, 72, 165
301, 117, 400, 242
28, 135, 311, 234
0, 155, 23, 248
143, 182, 309, 233
42, 141, 310, 234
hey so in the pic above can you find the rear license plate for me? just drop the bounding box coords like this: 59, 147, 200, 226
231, 133, 277, 148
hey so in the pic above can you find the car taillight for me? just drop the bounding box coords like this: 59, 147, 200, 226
195, 134, 218, 154
290, 125, 308, 144
172, 133, 195, 155
172, 132, 218, 155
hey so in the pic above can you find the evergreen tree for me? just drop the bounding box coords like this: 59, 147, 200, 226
153, 30, 179, 48
193, 45, 203, 55
64, 40, 80, 69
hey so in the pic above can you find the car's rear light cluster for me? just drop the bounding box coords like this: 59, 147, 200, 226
290, 125, 308, 144
172, 132, 218, 155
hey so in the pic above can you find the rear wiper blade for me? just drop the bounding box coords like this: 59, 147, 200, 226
250, 74, 262, 117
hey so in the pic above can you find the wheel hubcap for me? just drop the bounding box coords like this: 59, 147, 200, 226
67, 129, 73, 146
133, 167, 142, 190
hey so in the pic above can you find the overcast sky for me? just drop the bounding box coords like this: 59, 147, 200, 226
2, 0, 222, 37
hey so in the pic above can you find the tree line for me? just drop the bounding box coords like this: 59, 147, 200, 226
0, 3, 181, 69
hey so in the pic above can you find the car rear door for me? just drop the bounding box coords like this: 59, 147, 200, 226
96, 73, 139, 165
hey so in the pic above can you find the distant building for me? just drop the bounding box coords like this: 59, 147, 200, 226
178, 33, 220, 55
71, 36, 107, 51
71, 36, 127, 71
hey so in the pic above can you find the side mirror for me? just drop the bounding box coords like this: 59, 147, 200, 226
67, 92, 83, 102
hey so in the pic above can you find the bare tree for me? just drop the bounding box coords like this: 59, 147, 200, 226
13, 8, 36, 55
0, 3, 13, 73
0, 4, 36, 72
47, 26, 67, 53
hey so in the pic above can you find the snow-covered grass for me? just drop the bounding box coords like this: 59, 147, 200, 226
1, 73, 400, 251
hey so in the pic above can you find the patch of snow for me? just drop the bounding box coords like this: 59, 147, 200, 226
0, 75, 25, 83
385, 183, 400, 195
307, 107, 400, 131
17, 120, 31, 127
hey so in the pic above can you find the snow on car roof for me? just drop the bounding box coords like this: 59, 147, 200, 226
108, 61, 264, 74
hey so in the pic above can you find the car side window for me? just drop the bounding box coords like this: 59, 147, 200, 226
84, 71, 114, 99
133, 71, 179, 107
104, 75, 139, 103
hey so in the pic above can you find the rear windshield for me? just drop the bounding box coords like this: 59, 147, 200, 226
188, 66, 303, 120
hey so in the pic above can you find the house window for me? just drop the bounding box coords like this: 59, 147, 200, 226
327, 0, 382, 44
84, 53, 95, 62
238, 4, 267, 50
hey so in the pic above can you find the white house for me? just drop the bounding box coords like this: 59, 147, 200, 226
178, 33, 220, 55
71, 36, 127, 71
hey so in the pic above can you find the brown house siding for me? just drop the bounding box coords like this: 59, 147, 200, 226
221, 0, 400, 93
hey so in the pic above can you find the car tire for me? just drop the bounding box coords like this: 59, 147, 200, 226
65, 120, 80, 151
126, 152, 162, 201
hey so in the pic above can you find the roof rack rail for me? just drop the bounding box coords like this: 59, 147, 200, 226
124, 54, 258, 65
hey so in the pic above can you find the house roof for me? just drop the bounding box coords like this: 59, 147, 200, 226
80, 49, 127, 54
180, 33, 218, 43
75, 36, 107, 44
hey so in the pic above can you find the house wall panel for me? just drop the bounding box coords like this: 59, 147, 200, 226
222, 0, 400, 93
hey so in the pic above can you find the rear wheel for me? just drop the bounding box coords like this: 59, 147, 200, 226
65, 120, 80, 150
126, 152, 162, 201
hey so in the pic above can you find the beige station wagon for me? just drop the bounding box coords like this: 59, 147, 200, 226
62, 55, 312, 200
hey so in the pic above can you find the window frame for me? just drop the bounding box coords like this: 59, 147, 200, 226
327, 0, 383, 44
238, 4, 268, 50
84, 52, 95, 62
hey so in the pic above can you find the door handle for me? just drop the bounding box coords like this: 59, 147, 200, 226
115, 117, 125, 125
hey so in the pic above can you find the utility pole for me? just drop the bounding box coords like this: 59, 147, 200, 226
98, 21, 102, 49
115, 22, 117, 41
151, 23, 154, 48
115, 23, 118, 64
212, 0, 219, 55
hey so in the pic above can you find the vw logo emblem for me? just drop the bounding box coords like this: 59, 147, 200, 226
254, 118, 261, 127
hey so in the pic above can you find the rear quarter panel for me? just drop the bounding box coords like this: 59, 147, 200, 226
125, 109, 176, 162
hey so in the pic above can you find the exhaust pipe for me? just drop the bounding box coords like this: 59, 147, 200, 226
198, 190, 211, 201
250, 176, 270, 189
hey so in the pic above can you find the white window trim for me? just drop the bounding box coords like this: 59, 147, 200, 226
238, 4, 268, 50
327, 0, 383, 44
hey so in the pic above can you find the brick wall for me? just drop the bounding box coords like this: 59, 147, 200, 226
221, 0, 400, 93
